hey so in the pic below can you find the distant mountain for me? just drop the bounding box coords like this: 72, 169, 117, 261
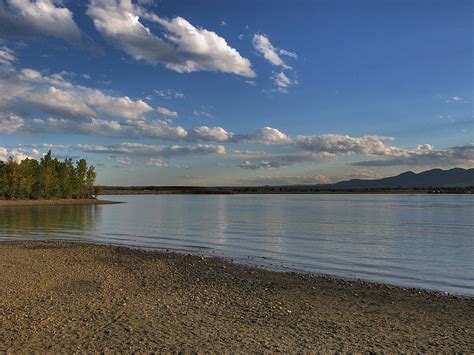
331, 168, 474, 189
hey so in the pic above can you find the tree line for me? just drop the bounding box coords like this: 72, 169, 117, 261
0, 151, 97, 200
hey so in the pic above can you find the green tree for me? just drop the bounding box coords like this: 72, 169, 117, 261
0, 151, 96, 200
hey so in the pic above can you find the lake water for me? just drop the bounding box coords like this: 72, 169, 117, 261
1, 194, 473, 295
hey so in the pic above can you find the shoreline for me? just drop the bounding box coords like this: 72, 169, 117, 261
1, 240, 472, 352
0, 199, 122, 207
100, 189, 454, 195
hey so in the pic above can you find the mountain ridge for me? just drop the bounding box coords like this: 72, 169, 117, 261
329, 167, 474, 189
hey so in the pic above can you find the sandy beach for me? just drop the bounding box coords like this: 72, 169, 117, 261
0, 241, 472, 352
0, 199, 121, 207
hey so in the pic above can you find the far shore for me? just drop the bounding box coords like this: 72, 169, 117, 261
101, 189, 435, 195
0, 199, 122, 207
99, 186, 472, 195
1, 240, 472, 352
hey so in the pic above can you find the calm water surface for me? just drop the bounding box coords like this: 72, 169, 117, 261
1, 194, 473, 295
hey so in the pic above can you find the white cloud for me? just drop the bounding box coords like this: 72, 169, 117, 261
25, 85, 152, 120
251, 35, 298, 92
87, 0, 255, 77
0, 76, 29, 109
279, 49, 297, 60
0, 113, 24, 133
346, 168, 384, 180
0, 46, 14, 67
252, 34, 289, 69
148, 14, 256, 77
157, 106, 178, 117
146, 157, 168, 167
256, 126, 292, 145
77, 142, 226, 157
239, 174, 332, 186
19, 68, 74, 87
237, 160, 284, 170
0, 0, 82, 43
234, 151, 319, 170
87, 0, 177, 64
6, 68, 152, 122
295, 134, 406, 157
191, 126, 233, 142
30, 116, 188, 140
273, 71, 298, 92
234, 126, 292, 145
0, 146, 31, 162
111, 156, 132, 165
130, 119, 188, 139
41, 116, 122, 134
193, 110, 214, 119
154, 89, 184, 99
352, 144, 474, 167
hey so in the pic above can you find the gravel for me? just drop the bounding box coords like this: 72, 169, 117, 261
1, 240, 472, 352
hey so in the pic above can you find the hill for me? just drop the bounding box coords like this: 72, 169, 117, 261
331, 168, 474, 189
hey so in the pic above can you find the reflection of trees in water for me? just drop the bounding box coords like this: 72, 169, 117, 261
0, 205, 102, 235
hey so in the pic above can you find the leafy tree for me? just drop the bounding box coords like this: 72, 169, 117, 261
0, 151, 97, 200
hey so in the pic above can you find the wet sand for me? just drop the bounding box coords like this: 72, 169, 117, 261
0, 199, 121, 207
1, 241, 472, 352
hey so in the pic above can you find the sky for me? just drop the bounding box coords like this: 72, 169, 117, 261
0, 0, 472, 186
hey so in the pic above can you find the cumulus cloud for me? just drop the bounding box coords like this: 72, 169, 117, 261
157, 106, 178, 117
295, 134, 407, 157
1, 66, 193, 140
352, 144, 474, 167
87, 0, 176, 63
3, 64, 472, 173
235, 152, 319, 170
130, 119, 187, 139
191, 126, 232, 142
30, 116, 188, 140
240, 174, 332, 186
255, 126, 292, 145
31, 116, 122, 135
234, 126, 292, 145
87, 0, 255, 77
110, 156, 132, 166
0, 113, 24, 133
252, 34, 290, 69
146, 14, 255, 77
0, 76, 29, 108
9, 68, 152, 120
345, 168, 384, 180
19, 68, 73, 88
145, 157, 168, 167
237, 160, 287, 170
0, 146, 31, 161
0, 0, 82, 43
25, 85, 152, 120
77, 142, 226, 157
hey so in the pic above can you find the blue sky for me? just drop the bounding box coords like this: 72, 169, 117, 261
0, 0, 472, 185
